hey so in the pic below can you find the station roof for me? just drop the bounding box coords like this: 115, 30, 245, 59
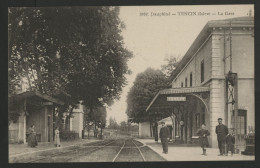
146, 87, 209, 112
169, 16, 254, 84
9, 90, 64, 105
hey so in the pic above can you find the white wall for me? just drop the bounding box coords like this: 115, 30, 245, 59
71, 103, 84, 138
172, 36, 212, 88
138, 122, 151, 137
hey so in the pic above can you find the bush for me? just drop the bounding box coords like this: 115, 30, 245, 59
60, 130, 79, 141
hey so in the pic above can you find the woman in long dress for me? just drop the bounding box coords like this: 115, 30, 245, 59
27, 125, 38, 147
54, 127, 61, 147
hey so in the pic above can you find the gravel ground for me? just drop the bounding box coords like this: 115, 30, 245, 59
24, 138, 166, 162
140, 146, 166, 161
132, 139, 144, 147
71, 146, 121, 162
114, 148, 143, 162
108, 139, 125, 147
9, 139, 100, 156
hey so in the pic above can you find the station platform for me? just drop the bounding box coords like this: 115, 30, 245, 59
136, 139, 255, 161
9, 138, 100, 163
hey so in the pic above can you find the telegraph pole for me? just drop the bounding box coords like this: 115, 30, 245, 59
226, 20, 239, 152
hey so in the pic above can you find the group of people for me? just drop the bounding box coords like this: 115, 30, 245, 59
159, 118, 235, 156
27, 124, 61, 148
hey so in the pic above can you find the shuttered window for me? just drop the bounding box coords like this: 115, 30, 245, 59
201, 60, 204, 83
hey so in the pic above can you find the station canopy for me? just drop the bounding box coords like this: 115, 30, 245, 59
146, 87, 210, 118
9, 90, 64, 106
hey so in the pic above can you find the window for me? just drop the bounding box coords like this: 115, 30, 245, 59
190, 72, 192, 87
201, 60, 204, 83
195, 114, 200, 128
202, 114, 205, 125
201, 106, 205, 124
235, 109, 247, 145
185, 78, 187, 87
181, 82, 183, 87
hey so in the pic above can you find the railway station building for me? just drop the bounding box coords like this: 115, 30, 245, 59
144, 16, 254, 148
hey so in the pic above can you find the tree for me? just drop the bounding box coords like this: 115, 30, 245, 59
90, 106, 107, 129
8, 7, 132, 125
126, 68, 169, 123
161, 55, 180, 80
108, 117, 119, 129
120, 121, 127, 131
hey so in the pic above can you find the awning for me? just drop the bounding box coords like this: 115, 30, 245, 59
146, 87, 209, 112
9, 90, 64, 105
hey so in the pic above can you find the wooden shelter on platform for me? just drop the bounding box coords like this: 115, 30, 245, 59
9, 91, 64, 143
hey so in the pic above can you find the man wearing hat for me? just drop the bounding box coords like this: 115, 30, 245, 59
215, 118, 228, 156
159, 121, 170, 154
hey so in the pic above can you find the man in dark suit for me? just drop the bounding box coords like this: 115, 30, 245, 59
159, 121, 170, 154
215, 118, 228, 156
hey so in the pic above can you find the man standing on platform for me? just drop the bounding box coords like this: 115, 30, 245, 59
159, 121, 170, 154
215, 118, 228, 156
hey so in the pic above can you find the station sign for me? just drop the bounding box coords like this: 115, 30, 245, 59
167, 97, 186, 101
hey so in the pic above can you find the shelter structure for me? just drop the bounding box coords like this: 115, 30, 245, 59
9, 91, 64, 143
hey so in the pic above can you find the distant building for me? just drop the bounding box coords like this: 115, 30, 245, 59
69, 103, 84, 138
144, 16, 254, 148
138, 122, 151, 137
8, 91, 64, 143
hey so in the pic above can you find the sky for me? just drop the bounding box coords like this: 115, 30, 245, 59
106, 4, 254, 123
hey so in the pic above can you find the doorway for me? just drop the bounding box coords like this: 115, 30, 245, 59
236, 109, 247, 146
48, 115, 51, 142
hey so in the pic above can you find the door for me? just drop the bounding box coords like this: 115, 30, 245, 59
48, 115, 51, 142
236, 109, 247, 146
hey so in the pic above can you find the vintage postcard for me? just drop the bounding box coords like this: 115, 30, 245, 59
8, 4, 254, 163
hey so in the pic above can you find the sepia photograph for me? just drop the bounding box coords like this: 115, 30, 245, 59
8, 4, 255, 163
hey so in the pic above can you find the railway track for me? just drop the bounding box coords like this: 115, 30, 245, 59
132, 139, 146, 161
112, 139, 125, 162
112, 139, 146, 162
28, 138, 164, 162
29, 139, 116, 163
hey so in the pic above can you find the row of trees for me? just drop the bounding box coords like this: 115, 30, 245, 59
126, 56, 179, 123
8, 7, 132, 130
107, 117, 138, 132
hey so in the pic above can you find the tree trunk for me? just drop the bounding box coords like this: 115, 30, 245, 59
88, 129, 89, 139
101, 127, 102, 140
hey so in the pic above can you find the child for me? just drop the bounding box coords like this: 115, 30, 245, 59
197, 124, 210, 155
226, 129, 235, 156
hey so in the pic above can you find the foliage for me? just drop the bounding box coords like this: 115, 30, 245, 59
119, 121, 138, 132
107, 117, 119, 129
119, 121, 128, 131
161, 55, 180, 80
8, 7, 132, 125
126, 68, 169, 123
60, 130, 79, 140
8, 98, 21, 125
88, 106, 107, 129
